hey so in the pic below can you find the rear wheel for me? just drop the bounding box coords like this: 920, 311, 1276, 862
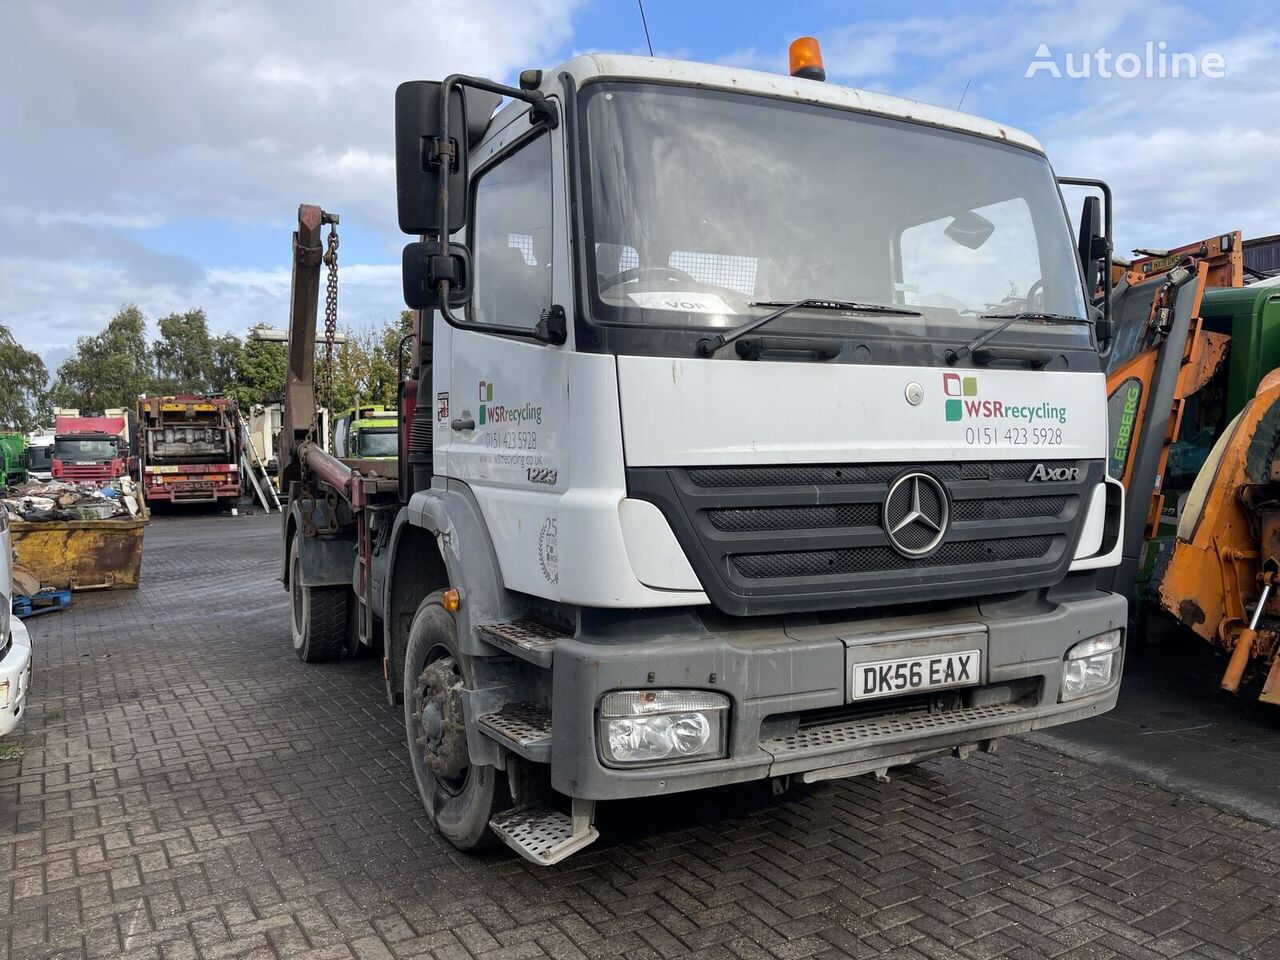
404, 591, 507, 850
289, 537, 348, 662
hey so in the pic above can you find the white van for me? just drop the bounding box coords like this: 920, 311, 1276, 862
0, 504, 33, 738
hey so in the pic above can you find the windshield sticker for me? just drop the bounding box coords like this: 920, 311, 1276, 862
626, 291, 738, 315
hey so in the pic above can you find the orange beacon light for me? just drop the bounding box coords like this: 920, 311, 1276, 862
789, 37, 826, 82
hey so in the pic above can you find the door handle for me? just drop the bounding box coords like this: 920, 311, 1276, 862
451, 418, 475, 432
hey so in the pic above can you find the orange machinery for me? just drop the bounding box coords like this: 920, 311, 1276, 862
1104, 229, 1280, 701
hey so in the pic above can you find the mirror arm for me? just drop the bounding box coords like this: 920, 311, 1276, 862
436, 281, 462, 325
1059, 175, 1114, 346
435, 74, 558, 260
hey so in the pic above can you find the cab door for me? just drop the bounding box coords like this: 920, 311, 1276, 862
444, 110, 571, 600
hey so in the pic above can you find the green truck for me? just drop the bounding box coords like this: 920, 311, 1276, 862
333, 404, 397, 460
0, 431, 27, 487
1137, 283, 1280, 586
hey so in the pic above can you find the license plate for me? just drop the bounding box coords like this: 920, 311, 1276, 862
851, 650, 981, 700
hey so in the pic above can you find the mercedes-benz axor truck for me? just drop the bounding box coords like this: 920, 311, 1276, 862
280, 41, 1126, 865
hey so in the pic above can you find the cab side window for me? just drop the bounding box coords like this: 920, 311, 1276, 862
471, 133, 553, 328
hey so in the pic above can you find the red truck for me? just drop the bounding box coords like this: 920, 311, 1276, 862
51, 415, 128, 483
138, 395, 243, 507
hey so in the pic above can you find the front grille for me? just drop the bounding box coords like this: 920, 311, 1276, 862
627, 459, 1103, 616
952, 496, 1067, 521
60, 465, 109, 479
687, 460, 1078, 487
709, 503, 879, 532
734, 536, 1054, 579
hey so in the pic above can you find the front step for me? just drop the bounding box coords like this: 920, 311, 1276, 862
477, 619, 570, 667
477, 702, 552, 762
489, 799, 598, 866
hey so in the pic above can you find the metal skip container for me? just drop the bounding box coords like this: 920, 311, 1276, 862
9, 515, 148, 591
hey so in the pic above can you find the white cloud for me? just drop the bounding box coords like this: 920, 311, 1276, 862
0, 0, 581, 351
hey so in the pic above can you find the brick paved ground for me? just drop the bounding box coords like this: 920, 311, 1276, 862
3, 513, 1279, 960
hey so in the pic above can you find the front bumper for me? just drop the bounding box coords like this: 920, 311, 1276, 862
0, 618, 33, 738
550, 589, 1126, 800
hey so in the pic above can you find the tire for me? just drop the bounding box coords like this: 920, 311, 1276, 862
289, 537, 349, 663
403, 590, 507, 851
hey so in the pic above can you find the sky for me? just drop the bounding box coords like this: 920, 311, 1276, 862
2, 0, 1277, 375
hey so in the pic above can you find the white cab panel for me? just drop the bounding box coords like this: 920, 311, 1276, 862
1070, 476, 1125, 571
556, 355, 708, 607
618, 498, 703, 591
616, 357, 1108, 466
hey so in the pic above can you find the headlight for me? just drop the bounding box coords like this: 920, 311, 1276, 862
1060, 630, 1122, 701
598, 690, 729, 766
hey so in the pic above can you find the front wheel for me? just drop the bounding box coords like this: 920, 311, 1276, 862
404, 590, 507, 851
289, 537, 349, 663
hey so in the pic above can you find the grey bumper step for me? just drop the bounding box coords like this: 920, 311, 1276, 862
477, 702, 552, 762
490, 799, 598, 866
762, 701, 1029, 776
477, 619, 569, 667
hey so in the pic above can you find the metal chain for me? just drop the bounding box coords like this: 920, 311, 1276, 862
317, 222, 340, 451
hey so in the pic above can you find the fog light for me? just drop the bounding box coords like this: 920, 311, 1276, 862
1060, 630, 1121, 701
599, 690, 728, 766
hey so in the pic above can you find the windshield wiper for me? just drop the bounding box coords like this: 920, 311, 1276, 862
945, 312, 1092, 365
696, 299, 921, 357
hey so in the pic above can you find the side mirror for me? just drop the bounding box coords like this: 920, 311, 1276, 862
1060, 176, 1114, 347
402, 241, 472, 309
1076, 195, 1104, 296
395, 81, 469, 234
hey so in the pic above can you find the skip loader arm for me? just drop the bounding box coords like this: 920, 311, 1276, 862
280, 204, 334, 491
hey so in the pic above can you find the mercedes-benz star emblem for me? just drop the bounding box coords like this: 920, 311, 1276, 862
883, 472, 949, 557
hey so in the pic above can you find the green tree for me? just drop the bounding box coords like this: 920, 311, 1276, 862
328, 325, 372, 414
152, 310, 243, 395
52, 304, 154, 410
211, 334, 242, 394
154, 309, 214, 393
369, 311, 415, 406
232, 329, 288, 410
0, 323, 49, 431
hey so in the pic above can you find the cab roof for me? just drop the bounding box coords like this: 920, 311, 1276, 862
515, 53, 1044, 155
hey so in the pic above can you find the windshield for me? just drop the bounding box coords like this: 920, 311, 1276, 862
26, 445, 52, 470
55, 438, 117, 460
356, 428, 398, 458
581, 83, 1089, 344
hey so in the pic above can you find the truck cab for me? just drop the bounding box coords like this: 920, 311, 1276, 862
51, 432, 124, 483
25, 433, 53, 483
334, 405, 398, 460
284, 47, 1126, 865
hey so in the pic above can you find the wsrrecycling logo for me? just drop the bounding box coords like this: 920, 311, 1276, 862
477, 379, 542, 427
942, 372, 1068, 425
943, 373, 979, 421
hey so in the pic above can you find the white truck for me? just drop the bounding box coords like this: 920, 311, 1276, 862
25, 429, 55, 482
280, 42, 1126, 864
1, 505, 33, 739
